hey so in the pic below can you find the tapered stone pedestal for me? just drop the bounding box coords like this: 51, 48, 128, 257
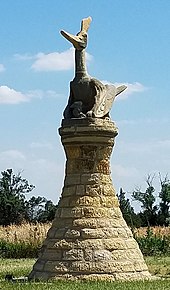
29, 118, 151, 281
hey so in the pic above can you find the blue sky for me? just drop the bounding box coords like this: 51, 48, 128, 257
0, 0, 169, 208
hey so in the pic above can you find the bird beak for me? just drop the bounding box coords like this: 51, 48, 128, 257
60, 30, 86, 50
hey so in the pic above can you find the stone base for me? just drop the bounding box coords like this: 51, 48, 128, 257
29, 119, 151, 281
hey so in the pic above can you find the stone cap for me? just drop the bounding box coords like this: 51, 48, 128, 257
59, 118, 118, 146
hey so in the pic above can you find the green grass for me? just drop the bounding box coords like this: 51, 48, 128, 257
0, 258, 170, 290
146, 256, 170, 278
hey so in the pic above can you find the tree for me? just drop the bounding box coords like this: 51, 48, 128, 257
37, 200, 57, 223
117, 188, 141, 228
0, 169, 35, 225
132, 174, 158, 226
158, 174, 170, 226
25, 196, 47, 222
26, 196, 57, 223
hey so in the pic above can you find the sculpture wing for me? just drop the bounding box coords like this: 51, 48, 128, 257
81, 17, 92, 32
90, 79, 117, 118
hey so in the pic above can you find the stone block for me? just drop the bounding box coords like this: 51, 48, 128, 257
65, 229, 80, 238
85, 184, 103, 196
64, 145, 81, 158
125, 238, 140, 249
125, 227, 133, 238
62, 185, 76, 196
48, 239, 73, 250
76, 184, 85, 195
71, 261, 134, 274
29, 271, 50, 280
43, 261, 69, 273
81, 196, 101, 206
103, 238, 127, 250
134, 261, 148, 272
63, 249, 84, 261
33, 260, 46, 271
40, 249, 62, 261
52, 218, 73, 228
84, 249, 93, 261
101, 175, 112, 184
64, 174, 81, 185
81, 228, 105, 239
103, 184, 116, 196
77, 239, 103, 250
126, 249, 144, 260
58, 197, 70, 207
116, 228, 129, 238
95, 160, 110, 175
114, 271, 151, 281
100, 196, 119, 207
54, 208, 62, 218
111, 249, 128, 260
81, 173, 100, 184
60, 207, 84, 218
46, 228, 56, 239
54, 228, 66, 238
93, 250, 112, 261
109, 218, 127, 228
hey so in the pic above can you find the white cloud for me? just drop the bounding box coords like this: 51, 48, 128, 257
0, 64, 5, 72
31, 48, 92, 71
102, 81, 147, 100
116, 82, 147, 99
14, 53, 35, 61
0, 148, 64, 202
31, 48, 74, 71
0, 86, 62, 104
0, 150, 26, 161
118, 139, 170, 155
0, 86, 28, 104
112, 164, 139, 178
30, 142, 54, 150
26, 89, 63, 99
0, 150, 26, 171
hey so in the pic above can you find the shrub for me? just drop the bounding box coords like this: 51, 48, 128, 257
0, 240, 40, 258
134, 227, 170, 256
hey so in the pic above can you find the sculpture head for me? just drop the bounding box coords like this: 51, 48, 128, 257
61, 17, 92, 51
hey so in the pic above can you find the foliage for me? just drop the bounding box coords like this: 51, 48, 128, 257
25, 196, 56, 223
158, 173, 170, 226
0, 169, 56, 225
0, 223, 170, 258
132, 174, 158, 226
0, 169, 35, 226
0, 240, 40, 258
117, 188, 141, 228
0, 222, 50, 244
134, 227, 170, 256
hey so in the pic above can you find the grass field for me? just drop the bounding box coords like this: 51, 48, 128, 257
0, 257, 170, 290
0, 224, 170, 288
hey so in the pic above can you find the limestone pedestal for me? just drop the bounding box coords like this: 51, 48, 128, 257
29, 118, 151, 281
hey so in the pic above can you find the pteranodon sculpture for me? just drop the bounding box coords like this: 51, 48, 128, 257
61, 17, 127, 119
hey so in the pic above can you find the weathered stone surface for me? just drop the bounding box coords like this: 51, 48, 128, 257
43, 261, 69, 273
76, 184, 85, 195
29, 119, 150, 281
64, 174, 81, 185
61, 185, 76, 197
63, 249, 84, 261
40, 249, 62, 261
65, 229, 81, 238
70, 196, 101, 207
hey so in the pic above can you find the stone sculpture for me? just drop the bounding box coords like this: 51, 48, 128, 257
61, 17, 126, 119
29, 17, 151, 281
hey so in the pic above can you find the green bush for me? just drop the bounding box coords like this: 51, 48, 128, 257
134, 227, 170, 256
0, 240, 41, 258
